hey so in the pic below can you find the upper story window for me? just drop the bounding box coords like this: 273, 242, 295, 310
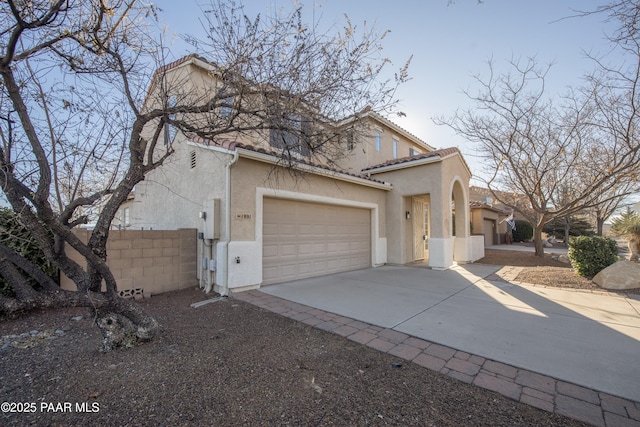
409, 148, 417, 156
346, 130, 355, 151
393, 139, 398, 158
375, 132, 381, 151
124, 207, 130, 227
269, 113, 311, 157
164, 95, 177, 146
220, 97, 233, 118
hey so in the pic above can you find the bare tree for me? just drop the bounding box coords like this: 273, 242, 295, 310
439, 55, 640, 257
0, 0, 406, 350
589, 179, 639, 235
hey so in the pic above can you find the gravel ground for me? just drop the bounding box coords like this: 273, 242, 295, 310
0, 284, 590, 427
479, 248, 640, 294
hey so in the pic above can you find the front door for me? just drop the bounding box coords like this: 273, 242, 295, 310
413, 199, 429, 261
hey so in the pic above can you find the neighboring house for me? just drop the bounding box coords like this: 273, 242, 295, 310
469, 201, 510, 247
469, 186, 535, 245
117, 55, 484, 295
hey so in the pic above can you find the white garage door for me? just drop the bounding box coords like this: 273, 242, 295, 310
262, 198, 371, 285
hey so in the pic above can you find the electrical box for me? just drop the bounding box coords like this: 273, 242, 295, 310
208, 259, 216, 271
203, 198, 221, 240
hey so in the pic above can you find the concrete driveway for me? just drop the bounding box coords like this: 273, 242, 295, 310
261, 264, 640, 403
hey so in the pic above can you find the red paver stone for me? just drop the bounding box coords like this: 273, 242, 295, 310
522, 387, 554, 404
332, 325, 359, 337
557, 381, 600, 405
604, 412, 640, 427
332, 316, 354, 325
367, 338, 396, 353
413, 353, 446, 372
377, 329, 409, 344
348, 330, 377, 345
446, 370, 474, 384
520, 393, 554, 413
388, 344, 422, 361
424, 343, 456, 360
515, 370, 556, 394
307, 309, 326, 316
454, 351, 471, 360
445, 357, 481, 376
315, 321, 340, 332
555, 395, 604, 427
473, 372, 522, 401
346, 320, 369, 330
301, 317, 324, 327
599, 394, 633, 417
290, 312, 314, 322
404, 337, 431, 350
482, 360, 518, 379
469, 355, 486, 366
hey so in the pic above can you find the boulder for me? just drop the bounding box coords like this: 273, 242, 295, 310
593, 261, 640, 290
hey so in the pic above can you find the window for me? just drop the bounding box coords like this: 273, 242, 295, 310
220, 97, 233, 118
409, 148, 416, 156
375, 132, 381, 151
269, 112, 311, 156
164, 95, 177, 146
346, 130, 355, 151
393, 139, 398, 158
124, 207, 130, 227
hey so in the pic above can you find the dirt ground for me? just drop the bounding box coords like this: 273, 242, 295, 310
479, 247, 640, 294
0, 249, 613, 426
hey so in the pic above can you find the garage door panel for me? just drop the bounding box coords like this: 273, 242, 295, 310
262, 198, 371, 285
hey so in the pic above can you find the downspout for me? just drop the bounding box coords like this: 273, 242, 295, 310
220, 149, 239, 296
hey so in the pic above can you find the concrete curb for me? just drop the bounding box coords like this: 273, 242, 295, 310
233, 290, 640, 427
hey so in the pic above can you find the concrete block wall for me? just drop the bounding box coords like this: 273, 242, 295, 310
61, 229, 198, 296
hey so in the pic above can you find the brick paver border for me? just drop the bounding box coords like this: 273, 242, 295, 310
233, 290, 640, 427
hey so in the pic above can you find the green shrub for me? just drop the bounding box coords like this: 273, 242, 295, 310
568, 235, 618, 278
0, 208, 58, 296
512, 220, 533, 242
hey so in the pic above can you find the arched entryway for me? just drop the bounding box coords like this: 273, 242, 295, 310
451, 177, 471, 263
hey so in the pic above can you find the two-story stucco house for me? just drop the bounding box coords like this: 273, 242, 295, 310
119, 55, 484, 295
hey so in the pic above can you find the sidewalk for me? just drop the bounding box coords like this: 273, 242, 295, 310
487, 243, 569, 254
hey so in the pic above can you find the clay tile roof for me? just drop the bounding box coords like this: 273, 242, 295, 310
469, 200, 510, 214
187, 134, 389, 186
362, 147, 463, 172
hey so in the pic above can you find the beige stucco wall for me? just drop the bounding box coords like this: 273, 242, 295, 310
229, 157, 389, 241
337, 118, 432, 173
369, 154, 471, 265
471, 208, 508, 244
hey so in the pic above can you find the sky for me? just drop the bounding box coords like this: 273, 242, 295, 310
150, 0, 620, 185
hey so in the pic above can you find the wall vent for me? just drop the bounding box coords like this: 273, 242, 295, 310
190, 150, 196, 169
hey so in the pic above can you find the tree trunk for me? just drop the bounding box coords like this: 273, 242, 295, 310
596, 217, 605, 236
94, 296, 160, 352
629, 238, 640, 262
533, 224, 545, 257
564, 216, 570, 248
0, 287, 159, 351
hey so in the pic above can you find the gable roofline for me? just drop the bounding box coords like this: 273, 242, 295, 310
469, 201, 511, 215
149, 56, 434, 153
187, 135, 393, 191
338, 109, 435, 152
362, 147, 472, 177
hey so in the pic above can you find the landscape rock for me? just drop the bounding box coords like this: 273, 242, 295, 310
593, 261, 640, 290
